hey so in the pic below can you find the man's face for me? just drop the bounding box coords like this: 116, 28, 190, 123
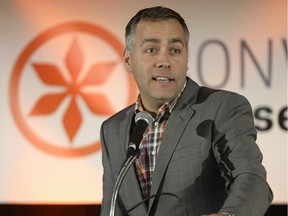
124, 19, 189, 112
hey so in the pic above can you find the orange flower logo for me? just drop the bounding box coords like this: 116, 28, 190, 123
10, 22, 137, 157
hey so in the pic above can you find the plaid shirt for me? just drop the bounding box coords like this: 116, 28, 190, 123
134, 89, 184, 206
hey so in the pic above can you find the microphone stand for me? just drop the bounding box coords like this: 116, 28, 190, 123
109, 150, 140, 216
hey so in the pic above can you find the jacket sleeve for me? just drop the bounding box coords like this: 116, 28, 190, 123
212, 93, 273, 216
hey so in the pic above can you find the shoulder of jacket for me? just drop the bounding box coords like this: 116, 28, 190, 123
103, 103, 135, 125
198, 86, 246, 102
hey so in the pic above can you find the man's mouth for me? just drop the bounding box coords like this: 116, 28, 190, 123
152, 76, 173, 82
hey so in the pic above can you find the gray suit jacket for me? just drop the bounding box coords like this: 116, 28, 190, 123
100, 77, 273, 216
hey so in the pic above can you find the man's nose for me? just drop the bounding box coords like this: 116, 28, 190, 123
155, 52, 171, 68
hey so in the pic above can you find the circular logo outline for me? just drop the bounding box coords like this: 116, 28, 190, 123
10, 22, 137, 157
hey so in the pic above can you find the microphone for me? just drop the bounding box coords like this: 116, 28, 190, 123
127, 111, 153, 157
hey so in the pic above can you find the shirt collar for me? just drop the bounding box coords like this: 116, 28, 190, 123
135, 81, 187, 115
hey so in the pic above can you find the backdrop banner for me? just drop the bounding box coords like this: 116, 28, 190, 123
0, 0, 286, 205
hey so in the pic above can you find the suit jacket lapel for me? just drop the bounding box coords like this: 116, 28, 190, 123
148, 107, 196, 211
148, 78, 200, 212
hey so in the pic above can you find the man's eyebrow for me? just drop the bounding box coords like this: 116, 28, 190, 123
141, 38, 160, 46
141, 37, 185, 47
169, 38, 185, 47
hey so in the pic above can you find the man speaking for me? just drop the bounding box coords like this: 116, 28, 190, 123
100, 6, 273, 216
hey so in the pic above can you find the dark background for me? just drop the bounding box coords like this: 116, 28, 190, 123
0, 204, 286, 216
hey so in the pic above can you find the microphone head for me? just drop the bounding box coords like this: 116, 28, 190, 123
135, 111, 153, 127
127, 111, 153, 158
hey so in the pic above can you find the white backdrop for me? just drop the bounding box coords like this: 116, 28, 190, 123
0, 0, 287, 205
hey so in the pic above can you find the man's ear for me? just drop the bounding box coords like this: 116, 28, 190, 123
123, 49, 132, 72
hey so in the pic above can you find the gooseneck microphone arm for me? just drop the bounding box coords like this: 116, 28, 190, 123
109, 152, 140, 216
109, 111, 153, 216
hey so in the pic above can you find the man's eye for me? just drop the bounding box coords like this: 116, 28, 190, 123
145, 48, 157, 54
171, 49, 181, 55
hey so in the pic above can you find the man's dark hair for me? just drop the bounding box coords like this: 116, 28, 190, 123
125, 6, 190, 51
